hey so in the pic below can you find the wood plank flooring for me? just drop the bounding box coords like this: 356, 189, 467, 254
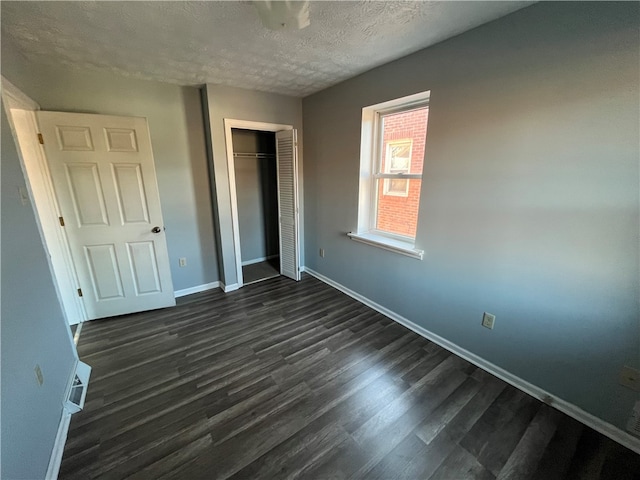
61, 274, 640, 479
242, 258, 280, 284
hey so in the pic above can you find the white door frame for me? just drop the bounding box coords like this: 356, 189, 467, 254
223, 118, 294, 289
1, 76, 87, 325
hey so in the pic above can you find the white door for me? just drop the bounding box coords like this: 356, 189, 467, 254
36, 111, 175, 320
276, 129, 301, 281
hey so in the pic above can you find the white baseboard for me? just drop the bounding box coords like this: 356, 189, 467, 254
303, 267, 640, 454
45, 410, 72, 480
241, 254, 278, 267
174, 281, 221, 298
72, 321, 83, 345
221, 282, 239, 293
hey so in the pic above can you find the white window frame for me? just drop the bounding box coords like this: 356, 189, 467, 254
348, 90, 430, 260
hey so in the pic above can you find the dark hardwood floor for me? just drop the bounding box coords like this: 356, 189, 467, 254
242, 258, 280, 285
60, 274, 640, 479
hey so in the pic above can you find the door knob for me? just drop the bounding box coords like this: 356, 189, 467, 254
151, 226, 162, 234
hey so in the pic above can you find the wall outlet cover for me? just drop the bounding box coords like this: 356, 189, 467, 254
627, 400, 640, 437
482, 312, 496, 330
18, 186, 29, 205
319, 248, 325, 258
34, 364, 44, 386
619, 365, 640, 392
179, 257, 187, 267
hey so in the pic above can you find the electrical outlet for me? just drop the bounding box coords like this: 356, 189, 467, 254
18, 186, 29, 205
34, 364, 44, 386
319, 248, 325, 258
481, 312, 496, 330
179, 257, 187, 267
619, 365, 640, 392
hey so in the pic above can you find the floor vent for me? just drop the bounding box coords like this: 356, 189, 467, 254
627, 400, 640, 437
66, 361, 91, 414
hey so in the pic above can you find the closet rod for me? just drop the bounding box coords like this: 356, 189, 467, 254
233, 152, 276, 158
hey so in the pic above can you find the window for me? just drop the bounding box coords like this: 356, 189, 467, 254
383, 140, 412, 197
349, 91, 430, 259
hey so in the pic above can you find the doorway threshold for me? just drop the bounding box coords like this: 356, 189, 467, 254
244, 274, 281, 286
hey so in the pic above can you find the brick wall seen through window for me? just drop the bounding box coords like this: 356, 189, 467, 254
376, 108, 429, 238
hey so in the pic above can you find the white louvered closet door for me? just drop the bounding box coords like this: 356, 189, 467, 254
276, 129, 301, 281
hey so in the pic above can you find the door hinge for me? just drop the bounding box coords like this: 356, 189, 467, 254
59, 216, 65, 227
77, 288, 83, 297
37, 133, 44, 145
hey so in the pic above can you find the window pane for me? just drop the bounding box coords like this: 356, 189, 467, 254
387, 141, 411, 173
376, 178, 422, 238
383, 178, 409, 196
379, 107, 428, 176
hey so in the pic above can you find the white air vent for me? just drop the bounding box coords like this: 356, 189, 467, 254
66, 361, 91, 414
627, 400, 640, 437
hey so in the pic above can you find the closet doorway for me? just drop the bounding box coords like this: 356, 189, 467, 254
224, 119, 301, 289
233, 128, 279, 284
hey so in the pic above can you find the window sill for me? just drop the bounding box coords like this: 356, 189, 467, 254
347, 232, 424, 260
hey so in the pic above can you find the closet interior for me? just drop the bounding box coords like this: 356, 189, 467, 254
232, 128, 280, 284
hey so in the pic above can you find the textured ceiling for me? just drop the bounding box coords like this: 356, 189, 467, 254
1, 1, 534, 97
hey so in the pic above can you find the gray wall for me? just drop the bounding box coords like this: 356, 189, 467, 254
1, 41, 218, 292
232, 129, 278, 263
203, 84, 303, 286
303, 2, 639, 432
1, 103, 78, 478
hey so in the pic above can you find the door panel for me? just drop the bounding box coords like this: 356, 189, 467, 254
104, 128, 138, 152
276, 129, 300, 281
66, 163, 109, 226
37, 111, 175, 319
56, 125, 93, 151
112, 164, 150, 224
126, 241, 162, 295
84, 244, 124, 300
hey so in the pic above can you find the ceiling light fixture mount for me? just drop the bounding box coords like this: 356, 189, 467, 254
253, 0, 310, 30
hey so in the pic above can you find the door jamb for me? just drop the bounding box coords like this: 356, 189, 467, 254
223, 119, 293, 289
1, 76, 87, 325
